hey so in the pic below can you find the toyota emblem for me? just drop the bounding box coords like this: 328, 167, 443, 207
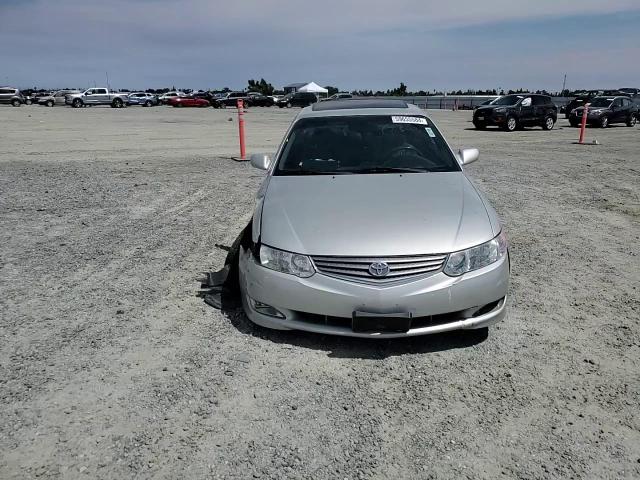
368, 261, 390, 278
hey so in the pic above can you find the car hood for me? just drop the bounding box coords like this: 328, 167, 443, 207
259, 172, 497, 256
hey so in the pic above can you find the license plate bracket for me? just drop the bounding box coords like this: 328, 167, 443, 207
352, 311, 412, 333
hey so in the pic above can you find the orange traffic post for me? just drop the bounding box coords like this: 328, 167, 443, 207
237, 98, 246, 160
578, 103, 589, 144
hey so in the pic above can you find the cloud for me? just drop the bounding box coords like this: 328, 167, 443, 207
1, 0, 639, 90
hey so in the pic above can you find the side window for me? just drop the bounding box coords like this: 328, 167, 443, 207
622, 98, 631, 107
521, 97, 532, 107
0, 89, 11, 94
614, 98, 623, 107
96, 89, 107, 95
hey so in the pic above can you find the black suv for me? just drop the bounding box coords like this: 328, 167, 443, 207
569, 96, 638, 128
0, 87, 25, 107
563, 90, 623, 118
276, 92, 318, 108
473, 94, 558, 132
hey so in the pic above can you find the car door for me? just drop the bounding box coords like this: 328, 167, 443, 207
0, 88, 11, 104
611, 98, 624, 122
54, 91, 67, 105
95, 88, 109, 104
620, 98, 633, 120
518, 96, 534, 125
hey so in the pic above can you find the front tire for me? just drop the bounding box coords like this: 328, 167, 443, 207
46, 100, 54, 107
144, 100, 152, 107
542, 116, 555, 130
286, 102, 292, 108
599, 115, 609, 128
25, 99, 32, 105
112, 98, 124, 108
72, 99, 83, 108
504, 116, 517, 132
626, 115, 637, 127
11, 99, 21, 107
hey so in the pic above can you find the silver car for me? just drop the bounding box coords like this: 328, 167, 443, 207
239, 100, 510, 338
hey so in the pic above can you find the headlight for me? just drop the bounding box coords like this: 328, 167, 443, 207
259, 245, 315, 278
444, 231, 508, 277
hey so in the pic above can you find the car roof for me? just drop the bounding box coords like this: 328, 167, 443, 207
304, 99, 415, 117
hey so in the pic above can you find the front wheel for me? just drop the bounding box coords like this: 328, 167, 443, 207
286, 102, 292, 108
599, 116, 609, 128
46, 100, 54, 107
504, 116, 517, 132
144, 100, 152, 107
11, 99, 21, 107
72, 99, 83, 108
542, 116, 555, 130
25, 99, 32, 105
112, 98, 124, 108
626, 115, 637, 127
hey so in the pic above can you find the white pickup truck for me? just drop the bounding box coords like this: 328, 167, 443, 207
65, 88, 129, 108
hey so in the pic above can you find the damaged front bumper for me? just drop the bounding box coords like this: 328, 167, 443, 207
238, 246, 509, 338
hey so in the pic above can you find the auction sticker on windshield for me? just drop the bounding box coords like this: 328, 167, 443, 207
391, 116, 428, 125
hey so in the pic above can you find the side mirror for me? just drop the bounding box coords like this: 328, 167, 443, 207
250, 153, 271, 170
458, 148, 479, 166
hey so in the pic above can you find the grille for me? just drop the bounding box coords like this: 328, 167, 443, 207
311, 254, 447, 283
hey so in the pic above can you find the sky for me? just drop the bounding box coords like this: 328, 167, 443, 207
1, 0, 639, 92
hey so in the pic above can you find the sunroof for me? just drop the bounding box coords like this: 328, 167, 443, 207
312, 99, 409, 111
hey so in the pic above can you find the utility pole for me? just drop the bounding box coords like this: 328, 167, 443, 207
106, 71, 110, 90
561, 74, 567, 95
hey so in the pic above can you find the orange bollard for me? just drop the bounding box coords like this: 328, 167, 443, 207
237, 98, 246, 160
578, 103, 589, 144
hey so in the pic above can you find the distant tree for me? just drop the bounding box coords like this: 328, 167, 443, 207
324, 85, 339, 96
247, 78, 275, 95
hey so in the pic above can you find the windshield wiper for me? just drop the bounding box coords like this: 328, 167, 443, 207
355, 167, 428, 174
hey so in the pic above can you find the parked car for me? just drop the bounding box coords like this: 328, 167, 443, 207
247, 92, 275, 107
276, 92, 318, 108
569, 96, 638, 128
167, 96, 210, 108
193, 91, 222, 108
158, 91, 186, 104
322, 92, 353, 101
0, 87, 25, 106
38, 90, 80, 107
473, 94, 557, 131
239, 99, 509, 337
218, 91, 253, 108
618, 88, 639, 98
65, 88, 129, 108
127, 92, 159, 107
564, 90, 625, 118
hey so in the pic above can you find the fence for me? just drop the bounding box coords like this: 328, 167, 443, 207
358, 95, 571, 110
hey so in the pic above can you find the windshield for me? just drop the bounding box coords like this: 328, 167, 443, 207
492, 95, 523, 106
274, 115, 461, 175
589, 98, 613, 108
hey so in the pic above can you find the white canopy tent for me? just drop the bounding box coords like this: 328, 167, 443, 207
298, 82, 328, 97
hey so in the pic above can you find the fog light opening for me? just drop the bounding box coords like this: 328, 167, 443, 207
250, 299, 285, 319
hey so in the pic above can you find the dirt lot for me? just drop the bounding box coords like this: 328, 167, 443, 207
1, 104, 638, 479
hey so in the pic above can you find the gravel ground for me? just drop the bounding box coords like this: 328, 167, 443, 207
1, 104, 638, 479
